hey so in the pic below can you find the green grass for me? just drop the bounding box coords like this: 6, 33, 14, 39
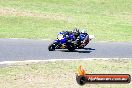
0, 59, 132, 88
0, 0, 132, 41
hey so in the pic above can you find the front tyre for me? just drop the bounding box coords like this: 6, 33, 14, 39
48, 44, 55, 51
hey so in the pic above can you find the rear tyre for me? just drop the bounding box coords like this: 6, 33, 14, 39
48, 44, 55, 51
67, 43, 75, 52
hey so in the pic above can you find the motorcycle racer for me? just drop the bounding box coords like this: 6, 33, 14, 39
61, 28, 89, 48
48, 28, 93, 51
72, 28, 89, 48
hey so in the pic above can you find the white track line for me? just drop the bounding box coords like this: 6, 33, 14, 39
0, 58, 130, 65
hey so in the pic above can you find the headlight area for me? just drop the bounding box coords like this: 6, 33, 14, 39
57, 34, 64, 40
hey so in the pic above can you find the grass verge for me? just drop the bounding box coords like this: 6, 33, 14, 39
0, 59, 132, 88
0, 0, 132, 41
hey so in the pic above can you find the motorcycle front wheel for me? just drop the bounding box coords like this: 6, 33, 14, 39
48, 43, 55, 51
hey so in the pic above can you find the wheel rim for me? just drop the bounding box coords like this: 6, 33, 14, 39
49, 45, 55, 51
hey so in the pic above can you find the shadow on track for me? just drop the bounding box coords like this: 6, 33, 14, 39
59, 48, 95, 53
84, 48, 95, 51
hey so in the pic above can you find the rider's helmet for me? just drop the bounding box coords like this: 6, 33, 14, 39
73, 28, 80, 33
72, 28, 80, 38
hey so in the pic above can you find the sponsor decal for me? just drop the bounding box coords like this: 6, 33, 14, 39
76, 66, 131, 85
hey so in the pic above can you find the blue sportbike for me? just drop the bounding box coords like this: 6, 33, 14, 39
48, 30, 94, 51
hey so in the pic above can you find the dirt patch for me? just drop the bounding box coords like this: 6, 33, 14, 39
0, 8, 67, 21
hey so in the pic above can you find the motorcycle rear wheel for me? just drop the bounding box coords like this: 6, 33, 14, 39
67, 43, 75, 51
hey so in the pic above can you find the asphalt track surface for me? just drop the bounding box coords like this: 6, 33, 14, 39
0, 39, 132, 62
